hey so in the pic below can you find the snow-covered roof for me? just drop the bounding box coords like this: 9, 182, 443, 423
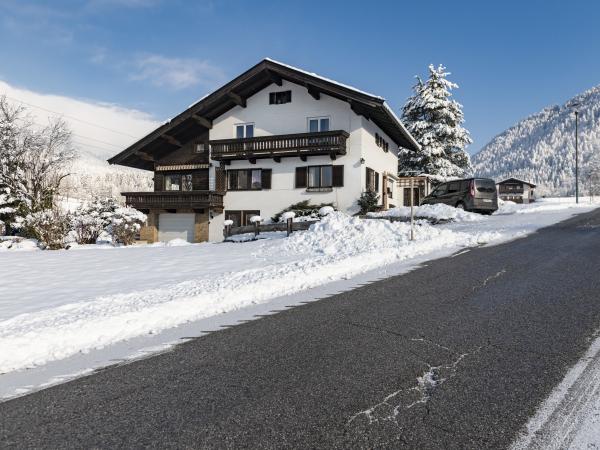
497, 177, 537, 187
109, 58, 420, 169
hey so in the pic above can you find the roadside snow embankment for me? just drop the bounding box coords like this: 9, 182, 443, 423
0, 212, 499, 374
368, 203, 483, 223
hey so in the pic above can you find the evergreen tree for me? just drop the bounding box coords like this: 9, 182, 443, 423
399, 65, 473, 178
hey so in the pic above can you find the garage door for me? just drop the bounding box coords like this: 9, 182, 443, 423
158, 213, 195, 242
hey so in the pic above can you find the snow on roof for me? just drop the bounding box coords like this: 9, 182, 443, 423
264, 58, 385, 100
497, 177, 537, 187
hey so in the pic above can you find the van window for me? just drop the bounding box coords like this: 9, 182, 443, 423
475, 179, 496, 193
432, 183, 447, 196
447, 181, 460, 193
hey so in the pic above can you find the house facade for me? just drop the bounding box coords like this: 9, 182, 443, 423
108, 59, 420, 243
496, 178, 536, 203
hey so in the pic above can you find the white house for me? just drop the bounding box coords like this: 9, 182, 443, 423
108, 59, 420, 242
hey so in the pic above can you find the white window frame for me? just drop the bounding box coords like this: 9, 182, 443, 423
307, 116, 330, 133
235, 122, 255, 139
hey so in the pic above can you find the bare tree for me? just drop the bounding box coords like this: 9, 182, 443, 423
0, 96, 76, 224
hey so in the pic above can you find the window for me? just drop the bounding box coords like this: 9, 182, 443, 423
269, 90, 292, 105
308, 117, 330, 133
195, 143, 206, 153
227, 169, 271, 190
295, 165, 343, 189
447, 181, 460, 193
235, 123, 254, 139
366, 167, 379, 192
164, 173, 193, 191
375, 133, 390, 152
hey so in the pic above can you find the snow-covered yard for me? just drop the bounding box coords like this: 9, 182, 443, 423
0, 198, 598, 398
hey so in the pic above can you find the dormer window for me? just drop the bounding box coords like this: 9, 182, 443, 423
269, 90, 291, 105
308, 117, 330, 133
235, 123, 254, 138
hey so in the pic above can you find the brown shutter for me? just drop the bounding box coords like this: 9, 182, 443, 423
375, 172, 380, 191
261, 169, 272, 189
192, 170, 209, 190
215, 167, 226, 192
154, 172, 164, 191
295, 167, 307, 188
332, 165, 344, 187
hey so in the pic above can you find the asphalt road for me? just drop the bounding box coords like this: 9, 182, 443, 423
2, 209, 600, 449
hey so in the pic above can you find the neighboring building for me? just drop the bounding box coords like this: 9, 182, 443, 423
396, 175, 433, 207
108, 59, 420, 243
496, 178, 536, 203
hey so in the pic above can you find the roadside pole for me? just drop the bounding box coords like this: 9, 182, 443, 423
410, 176, 415, 241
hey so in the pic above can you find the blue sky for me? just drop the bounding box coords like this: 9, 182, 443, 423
1, 0, 599, 154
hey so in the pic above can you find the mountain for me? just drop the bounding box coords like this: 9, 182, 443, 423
472, 85, 600, 195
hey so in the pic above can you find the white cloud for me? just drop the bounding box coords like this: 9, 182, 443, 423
0, 79, 159, 165
130, 54, 226, 90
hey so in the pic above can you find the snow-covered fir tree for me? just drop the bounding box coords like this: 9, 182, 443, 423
399, 65, 473, 178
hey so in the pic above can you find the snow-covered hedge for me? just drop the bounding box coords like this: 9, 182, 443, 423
108, 207, 147, 246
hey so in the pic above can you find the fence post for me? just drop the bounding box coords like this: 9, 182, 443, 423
287, 218, 293, 236
254, 222, 259, 237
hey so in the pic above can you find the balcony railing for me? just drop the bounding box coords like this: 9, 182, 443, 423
209, 130, 349, 161
122, 191, 224, 211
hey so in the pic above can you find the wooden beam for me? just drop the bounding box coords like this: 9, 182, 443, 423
191, 114, 212, 129
228, 91, 246, 108
134, 150, 155, 162
329, 153, 337, 160
160, 134, 183, 147
350, 101, 369, 120
266, 70, 282, 86
249, 157, 257, 165
273, 156, 281, 163
307, 85, 320, 100
300, 155, 307, 162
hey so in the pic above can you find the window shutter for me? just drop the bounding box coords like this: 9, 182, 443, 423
295, 167, 307, 188
375, 172, 380, 191
332, 165, 344, 187
261, 169, 272, 189
154, 173, 164, 191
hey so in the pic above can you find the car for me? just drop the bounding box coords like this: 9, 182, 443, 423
420, 178, 498, 214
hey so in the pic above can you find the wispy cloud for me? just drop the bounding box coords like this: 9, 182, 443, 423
129, 54, 226, 90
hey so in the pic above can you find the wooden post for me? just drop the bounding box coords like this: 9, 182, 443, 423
287, 218, 293, 236
254, 221, 259, 237
382, 174, 388, 210
224, 224, 231, 238
410, 176, 415, 241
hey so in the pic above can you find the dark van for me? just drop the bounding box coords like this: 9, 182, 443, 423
420, 178, 498, 214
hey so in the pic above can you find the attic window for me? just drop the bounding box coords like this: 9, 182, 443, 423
269, 91, 292, 105
375, 133, 390, 152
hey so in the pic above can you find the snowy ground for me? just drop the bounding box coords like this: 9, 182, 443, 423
0, 198, 598, 400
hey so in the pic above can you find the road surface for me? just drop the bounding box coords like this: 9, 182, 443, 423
2, 209, 600, 449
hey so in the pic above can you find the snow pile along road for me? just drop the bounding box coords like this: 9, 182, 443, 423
0, 212, 497, 374
368, 203, 483, 223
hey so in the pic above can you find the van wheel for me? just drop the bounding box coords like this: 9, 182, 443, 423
456, 202, 465, 210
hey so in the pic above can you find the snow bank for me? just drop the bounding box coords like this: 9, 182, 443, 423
0, 237, 40, 252
0, 213, 499, 373
369, 203, 483, 223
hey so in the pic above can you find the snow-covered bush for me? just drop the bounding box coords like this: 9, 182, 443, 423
108, 207, 147, 246
23, 209, 71, 250
271, 200, 334, 222
318, 206, 334, 217
357, 190, 380, 214
70, 197, 120, 244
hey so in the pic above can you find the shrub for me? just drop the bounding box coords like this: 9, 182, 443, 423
23, 209, 70, 250
70, 197, 120, 244
271, 200, 335, 222
108, 207, 147, 246
357, 190, 380, 215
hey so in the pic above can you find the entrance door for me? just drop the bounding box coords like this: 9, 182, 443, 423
158, 213, 195, 242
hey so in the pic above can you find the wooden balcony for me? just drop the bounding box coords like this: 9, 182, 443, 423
123, 191, 225, 212
209, 130, 350, 162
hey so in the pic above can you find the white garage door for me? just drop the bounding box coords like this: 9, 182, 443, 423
158, 213, 195, 242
